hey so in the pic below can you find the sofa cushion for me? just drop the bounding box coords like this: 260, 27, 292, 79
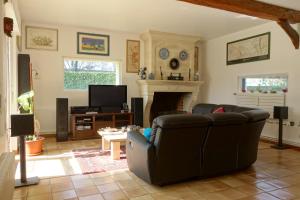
206, 113, 248, 126
213, 107, 225, 113
143, 128, 152, 142
192, 104, 217, 114
218, 104, 237, 112
241, 110, 270, 122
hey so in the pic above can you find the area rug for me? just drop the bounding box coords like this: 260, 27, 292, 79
72, 146, 128, 174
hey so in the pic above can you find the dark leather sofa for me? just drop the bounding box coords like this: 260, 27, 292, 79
126, 104, 270, 185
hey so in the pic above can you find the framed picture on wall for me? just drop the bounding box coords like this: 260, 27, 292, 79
126, 40, 140, 73
25, 26, 58, 51
194, 46, 199, 72
227, 32, 271, 65
77, 32, 110, 56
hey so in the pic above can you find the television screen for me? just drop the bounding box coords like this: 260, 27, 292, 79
88, 85, 127, 111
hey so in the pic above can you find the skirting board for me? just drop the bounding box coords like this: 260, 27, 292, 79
40, 132, 56, 138
260, 135, 300, 148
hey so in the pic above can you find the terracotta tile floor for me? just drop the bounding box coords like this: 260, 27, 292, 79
14, 138, 300, 200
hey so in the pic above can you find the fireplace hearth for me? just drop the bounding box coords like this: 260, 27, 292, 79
150, 92, 187, 124
137, 80, 204, 127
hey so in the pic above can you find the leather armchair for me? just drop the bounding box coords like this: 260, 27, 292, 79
126, 130, 155, 183
127, 114, 211, 185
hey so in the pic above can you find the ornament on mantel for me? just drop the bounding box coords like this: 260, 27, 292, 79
194, 72, 200, 81
138, 67, 147, 80
148, 73, 155, 80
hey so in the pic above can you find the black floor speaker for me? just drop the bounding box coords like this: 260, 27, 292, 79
131, 98, 143, 127
56, 98, 69, 142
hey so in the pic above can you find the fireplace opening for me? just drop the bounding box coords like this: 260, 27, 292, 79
149, 92, 188, 125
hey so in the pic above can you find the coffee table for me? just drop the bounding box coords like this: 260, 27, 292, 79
98, 129, 127, 160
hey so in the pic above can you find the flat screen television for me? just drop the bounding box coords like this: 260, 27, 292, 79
88, 85, 127, 112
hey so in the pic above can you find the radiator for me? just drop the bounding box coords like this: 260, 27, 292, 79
236, 93, 285, 118
0, 152, 16, 200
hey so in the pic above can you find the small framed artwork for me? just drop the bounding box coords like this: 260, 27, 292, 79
194, 46, 199, 72
227, 32, 271, 65
126, 40, 140, 73
26, 26, 58, 51
77, 32, 110, 56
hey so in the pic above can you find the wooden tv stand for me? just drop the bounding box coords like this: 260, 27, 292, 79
70, 112, 133, 140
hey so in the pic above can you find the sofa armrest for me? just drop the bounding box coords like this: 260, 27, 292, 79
241, 110, 270, 122
126, 131, 154, 183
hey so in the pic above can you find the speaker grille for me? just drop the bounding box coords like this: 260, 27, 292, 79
56, 98, 69, 141
131, 98, 143, 127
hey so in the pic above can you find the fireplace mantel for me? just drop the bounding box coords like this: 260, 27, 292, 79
137, 80, 204, 127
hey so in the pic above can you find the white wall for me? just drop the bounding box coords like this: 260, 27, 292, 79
0, 0, 21, 153
203, 22, 300, 146
22, 23, 143, 133
0, 0, 6, 153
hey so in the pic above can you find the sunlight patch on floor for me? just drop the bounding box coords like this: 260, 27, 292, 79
14, 138, 102, 179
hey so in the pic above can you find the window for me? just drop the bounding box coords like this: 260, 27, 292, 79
64, 58, 119, 90
239, 74, 288, 92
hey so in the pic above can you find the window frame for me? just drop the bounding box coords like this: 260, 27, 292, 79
238, 73, 288, 92
63, 57, 121, 91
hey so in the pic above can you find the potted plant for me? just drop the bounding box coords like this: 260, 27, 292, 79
18, 91, 44, 156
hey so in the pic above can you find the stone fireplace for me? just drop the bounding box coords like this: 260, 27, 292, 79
137, 30, 203, 127
137, 80, 203, 127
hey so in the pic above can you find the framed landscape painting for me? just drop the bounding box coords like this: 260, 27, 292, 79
77, 32, 110, 56
126, 40, 140, 73
26, 26, 58, 51
227, 32, 270, 65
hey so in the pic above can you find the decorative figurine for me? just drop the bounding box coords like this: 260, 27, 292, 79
138, 67, 147, 80
194, 72, 199, 81
148, 73, 155, 80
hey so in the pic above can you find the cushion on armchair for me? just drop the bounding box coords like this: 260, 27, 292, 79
143, 128, 152, 142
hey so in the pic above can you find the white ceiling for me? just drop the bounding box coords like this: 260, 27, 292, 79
17, 0, 300, 40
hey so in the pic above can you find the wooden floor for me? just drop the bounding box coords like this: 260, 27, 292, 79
13, 138, 300, 200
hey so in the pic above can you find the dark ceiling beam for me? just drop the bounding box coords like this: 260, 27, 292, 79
277, 19, 299, 49
179, 0, 300, 23
179, 0, 300, 49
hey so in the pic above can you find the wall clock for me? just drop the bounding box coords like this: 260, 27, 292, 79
179, 50, 188, 61
159, 48, 169, 60
169, 58, 180, 70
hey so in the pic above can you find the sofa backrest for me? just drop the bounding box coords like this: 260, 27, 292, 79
192, 104, 269, 122
150, 114, 211, 184
201, 113, 248, 177
192, 103, 217, 115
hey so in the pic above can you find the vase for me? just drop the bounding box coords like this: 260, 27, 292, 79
25, 137, 45, 156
